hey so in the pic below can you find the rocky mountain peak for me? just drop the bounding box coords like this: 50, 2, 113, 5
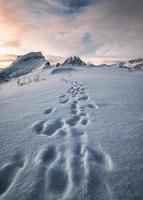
62, 56, 86, 66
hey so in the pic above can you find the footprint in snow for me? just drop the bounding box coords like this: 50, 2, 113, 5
56, 128, 67, 137
79, 91, 86, 95
43, 118, 64, 136
79, 111, 87, 117
81, 145, 113, 199
69, 141, 86, 187
70, 127, 85, 136
80, 117, 89, 126
40, 145, 57, 166
32, 118, 64, 136
66, 115, 81, 127
86, 146, 113, 172
78, 95, 89, 101
44, 108, 53, 115
45, 146, 69, 196
0, 153, 24, 195
29, 145, 58, 200
70, 101, 78, 115
59, 98, 69, 104
59, 94, 66, 98
32, 120, 45, 134
87, 103, 97, 109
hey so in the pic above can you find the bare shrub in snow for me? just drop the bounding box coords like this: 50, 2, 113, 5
17, 71, 43, 86
33, 72, 40, 82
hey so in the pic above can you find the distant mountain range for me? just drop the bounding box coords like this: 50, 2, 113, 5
0, 52, 142, 83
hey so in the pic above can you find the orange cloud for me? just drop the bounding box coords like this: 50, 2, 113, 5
0, 40, 20, 48
0, 54, 17, 62
0, 54, 17, 68
0, 0, 37, 53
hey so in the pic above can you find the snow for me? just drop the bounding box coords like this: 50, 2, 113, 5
0, 52, 48, 80
121, 58, 143, 70
51, 66, 76, 74
13, 52, 45, 64
0, 66, 143, 200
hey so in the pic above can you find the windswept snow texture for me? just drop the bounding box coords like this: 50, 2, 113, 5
0, 67, 143, 200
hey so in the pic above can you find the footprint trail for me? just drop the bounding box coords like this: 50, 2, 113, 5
29, 79, 113, 200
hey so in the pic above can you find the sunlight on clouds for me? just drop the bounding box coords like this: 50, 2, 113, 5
0, 0, 143, 67
0, 54, 17, 68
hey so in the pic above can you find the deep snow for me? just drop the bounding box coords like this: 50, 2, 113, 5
0, 67, 143, 200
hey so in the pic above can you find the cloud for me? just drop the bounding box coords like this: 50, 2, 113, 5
0, 0, 38, 49
46, 54, 65, 64
0, 54, 17, 67
25, 0, 102, 15
0, 40, 20, 48
0, 0, 143, 65
0, 54, 17, 62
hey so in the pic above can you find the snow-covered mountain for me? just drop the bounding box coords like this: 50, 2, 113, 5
127, 58, 143, 69
51, 56, 86, 74
0, 52, 49, 82
119, 58, 143, 70
62, 56, 86, 66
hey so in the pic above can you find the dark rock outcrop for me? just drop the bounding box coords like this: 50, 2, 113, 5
62, 56, 86, 66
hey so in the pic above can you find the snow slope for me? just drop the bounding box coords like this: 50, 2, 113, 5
0, 52, 48, 82
0, 67, 143, 200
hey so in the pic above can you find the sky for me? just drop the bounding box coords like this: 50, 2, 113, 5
0, 0, 143, 67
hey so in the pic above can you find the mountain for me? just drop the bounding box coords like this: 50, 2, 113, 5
42, 61, 51, 69
119, 58, 143, 70
127, 58, 143, 69
62, 56, 86, 66
0, 52, 49, 82
128, 58, 143, 65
